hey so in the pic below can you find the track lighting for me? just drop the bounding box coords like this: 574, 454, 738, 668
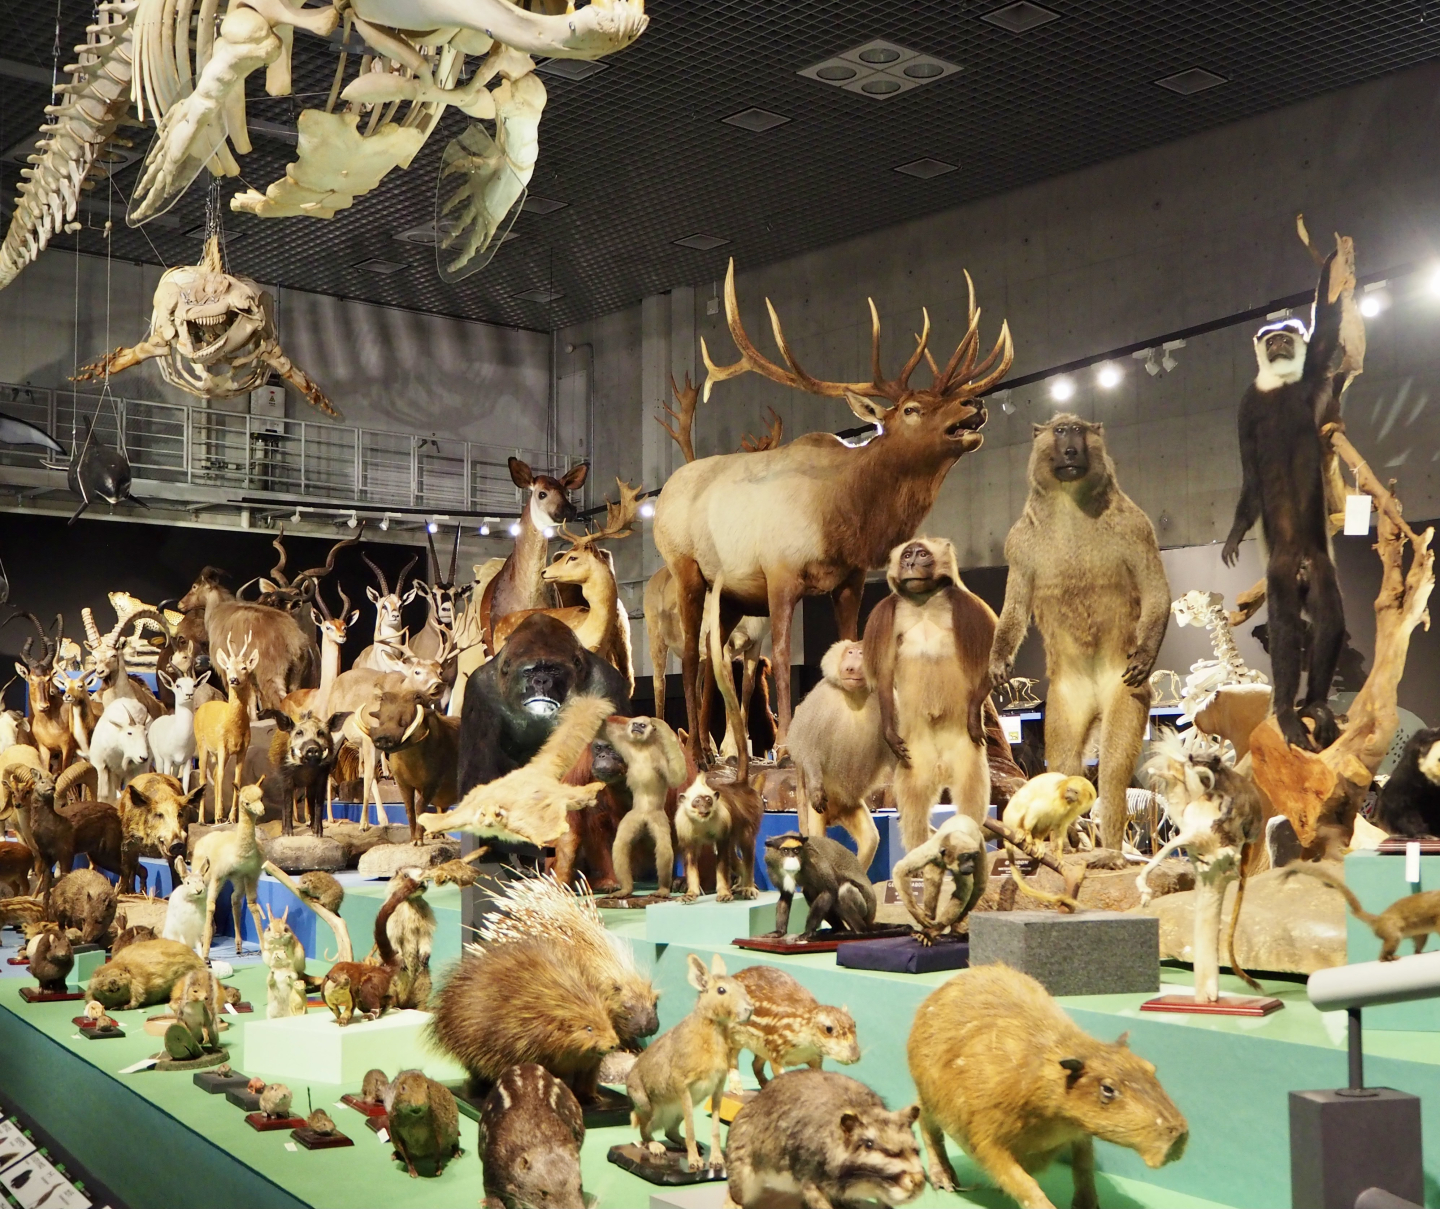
1360, 282, 1389, 318
479, 523, 490, 536
1161, 338, 1185, 373
1135, 348, 1161, 377
509, 521, 522, 537
543, 526, 555, 539
1049, 377, 1075, 403
347, 510, 358, 529
380, 514, 390, 531
992, 389, 1014, 416
1095, 363, 1121, 390
427, 519, 439, 533
291, 507, 302, 522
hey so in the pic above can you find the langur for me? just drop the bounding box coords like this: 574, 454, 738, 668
863, 538, 995, 853
606, 716, 688, 898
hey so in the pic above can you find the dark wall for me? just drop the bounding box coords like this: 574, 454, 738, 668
0, 513, 425, 708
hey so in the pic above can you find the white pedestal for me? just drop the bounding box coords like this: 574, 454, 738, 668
240, 1008, 466, 1085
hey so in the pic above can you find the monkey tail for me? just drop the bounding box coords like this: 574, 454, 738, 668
1003, 842, 1082, 912
1226, 844, 1262, 993
373, 875, 420, 970
1282, 861, 1378, 927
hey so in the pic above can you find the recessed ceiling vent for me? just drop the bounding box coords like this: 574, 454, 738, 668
1155, 67, 1228, 95
981, 3, 1061, 34
800, 39, 960, 100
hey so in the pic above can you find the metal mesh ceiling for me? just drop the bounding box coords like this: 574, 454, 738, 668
2, 1, 1439, 332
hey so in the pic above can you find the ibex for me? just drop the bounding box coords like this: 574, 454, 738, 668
80, 606, 166, 719
352, 550, 419, 672
653, 260, 1012, 759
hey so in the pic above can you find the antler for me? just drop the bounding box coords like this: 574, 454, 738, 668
702, 258, 1012, 407
658, 373, 699, 463
739, 407, 784, 453
563, 480, 643, 551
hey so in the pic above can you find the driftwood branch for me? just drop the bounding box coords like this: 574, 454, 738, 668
263, 860, 354, 963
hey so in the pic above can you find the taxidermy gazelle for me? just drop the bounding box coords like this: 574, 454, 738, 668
282, 582, 357, 720
653, 260, 1012, 757
352, 551, 419, 672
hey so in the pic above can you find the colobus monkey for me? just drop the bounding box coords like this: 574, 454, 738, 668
1221, 252, 1348, 752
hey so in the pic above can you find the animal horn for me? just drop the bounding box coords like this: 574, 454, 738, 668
401, 701, 425, 744
270, 527, 290, 586
426, 525, 440, 583
362, 552, 390, 596
335, 580, 353, 622
294, 530, 363, 589
356, 706, 375, 737
396, 552, 419, 590
81, 606, 101, 649
447, 524, 460, 585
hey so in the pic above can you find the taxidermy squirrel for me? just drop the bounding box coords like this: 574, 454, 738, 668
320, 874, 416, 1025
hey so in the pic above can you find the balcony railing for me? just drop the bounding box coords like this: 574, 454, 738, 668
0, 382, 572, 514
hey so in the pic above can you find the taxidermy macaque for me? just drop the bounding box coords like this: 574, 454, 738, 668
764, 833, 876, 940
1285, 865, 1440, 962
991, 415, 1170, 859
1002, 772, 1097, 859
908, 965, 1187, 1209
1375, 727, 1440, 838
607, 716, 689, 898
1222, 251, 1351, 752
674, 772, 761, 903
788, 639, 892, 871
890, 814, 988, 942
722, 1070, 924, 1209
863, 537, 995, 852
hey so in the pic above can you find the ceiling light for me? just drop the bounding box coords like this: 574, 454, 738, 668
1428, 265, 1440, 297
894, 158, 957, 180
513, 288, 564, 303
353, 257, 408, 275
981, 2, 1061, 33
1096, 363, 1122, 389
380, 514, 390, 531
534, 57, 607, 81
1049, 377, 1075, 402
673, 233, 731, 250
1134, 348, 1162, 377
543, 526, 555, 539
993, 389, 1014, 415
721, 108, 791, 132
639, 500, 655, 519
346, 510, 358, 529
427, 519, 439, 534
508, 521, 522, 537
1359, 292, 1386, 318
521, 195, 568, 215
479, 523, 490, 536
800, 41, 958, 100
1161, 338, 1186, 373
1155, 68, 1228, 96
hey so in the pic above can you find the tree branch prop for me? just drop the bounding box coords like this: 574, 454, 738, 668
263, 861, 354, 963
982, 817, 1085, 911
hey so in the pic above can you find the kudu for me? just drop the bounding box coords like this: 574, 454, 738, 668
653, 259, 1012, 764
239, 527, 362, 644
352, 550, 419, 672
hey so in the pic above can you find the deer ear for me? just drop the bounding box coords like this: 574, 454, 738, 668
508, 457, 533, 489
562, 462, 589, 490
844, 391, 889, 425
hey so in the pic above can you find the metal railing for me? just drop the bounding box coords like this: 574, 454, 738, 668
0, 382, 572, 514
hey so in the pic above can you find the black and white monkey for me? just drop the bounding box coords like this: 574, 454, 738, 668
1221, 251, 1350, 752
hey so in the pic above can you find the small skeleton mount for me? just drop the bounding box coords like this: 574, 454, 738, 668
991, 676, 1041, 711
72, 236, 336, 415
1146, 669, 1183, 709
1170, 589, 1272, 758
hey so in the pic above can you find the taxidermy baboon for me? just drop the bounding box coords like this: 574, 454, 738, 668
606, 716, 688, 897
787, 639, 892, 871
863, 538, 994, 852
991, 415, 1170, 859
1222, 251, 1350, 752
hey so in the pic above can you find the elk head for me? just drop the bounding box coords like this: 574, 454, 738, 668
310, 582, 358, 649
363, 550, 420, 638
544, 479, 641, 588
510, 457, 589, 532
701, 258, 1012, 464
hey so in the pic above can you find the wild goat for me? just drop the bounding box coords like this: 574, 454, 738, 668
91, 698, 151, 801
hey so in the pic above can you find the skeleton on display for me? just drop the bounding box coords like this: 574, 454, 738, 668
0, 0, 648, 291
73, 237, 336, 416
1170, 589, 1272, 757
990, 677, 1041, 712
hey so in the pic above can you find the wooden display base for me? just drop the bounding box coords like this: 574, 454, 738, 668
456, 1083, 631, 1129
291, 1127, 353, 1150
733, 925, 913, 955
607, 1141, 723, 1185
593, 893, 672, 910
7, 956, 27, 965
18, 986, 82, 1002
1377, 838, 1440, 854
75, 1023, 124, 1040
1140, 994, 1285, 1017
366, 1116, 387, 1135
246, 1113, 307, 1132
226, 1087, 262, 1112
194, 1070, 250, 1095
339, 1094, 387, 1119
151, 1049, 229, 1072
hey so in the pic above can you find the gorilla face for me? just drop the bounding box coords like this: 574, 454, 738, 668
496, 615, 588, 718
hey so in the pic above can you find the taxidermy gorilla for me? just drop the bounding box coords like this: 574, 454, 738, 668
1222, 251, 1349, 752
991, 415, 1169, 858
458, 613, 631, 794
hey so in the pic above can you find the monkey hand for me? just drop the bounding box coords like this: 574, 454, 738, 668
885, 730, 911, 765
1122, 650, 1155, 687
988, 657, 1013, 689
1220, 536, 1241, 567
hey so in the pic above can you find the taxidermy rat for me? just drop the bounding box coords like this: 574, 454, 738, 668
384, 1069, 462, 1178
360, 1068, 390, 1105
479, 1063, 585, 1209
29, 927, 73, 994
260, 1083, 294, 1119
295, 870, 344, 914
763, 833, 876, 939
1285, 863, 1440, 961
723, 1069, 924, 1209
306, 1108, 337, 1136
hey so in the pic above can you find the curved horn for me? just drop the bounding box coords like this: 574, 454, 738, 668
294, 529, 363, 589
362, 552, 390, 596
401, 701, 425, 744
336, 580, 353, 623
356, 704, 377, 737
425, 525, 440, 584
270, 526, 290, 587
116, 607, 171, 646
81, 607, 101, 649
447, 524, 460, 586
396, 552, 419, 591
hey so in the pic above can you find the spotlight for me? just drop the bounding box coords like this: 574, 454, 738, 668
1161, 338, 1185, 373
291, 507, 302, 522
639, 500, 655, 519
479, 523, 490, 536
1049, 377, 1075, 403
993, 389, 1014, 415
1360, 284, 1388, 318
509, 521, 522, 537
380, 514, 390, 531
1096, 363, 1121, 390
1134, 348, 1162, 377
427, 519, 439, 534
1428, 265, 1440, 297
543, 526, 555, 539
347, 510, 358, 529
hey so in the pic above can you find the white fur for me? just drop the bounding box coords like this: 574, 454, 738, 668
162, 866, 209, 956
1253, 324, 1306, 391
529, 492, 556, 532
1418, 740, 1440, 786
0, 710, 24, 750
148, 673, 203, 792
91, 698, 152, 800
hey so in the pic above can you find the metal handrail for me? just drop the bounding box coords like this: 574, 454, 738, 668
0, 382, 571, 514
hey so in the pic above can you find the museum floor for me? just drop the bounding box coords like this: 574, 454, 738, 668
2, 886, 1436, 1209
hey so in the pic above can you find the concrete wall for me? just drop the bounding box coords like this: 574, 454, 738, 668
0, 250, 553, 450
564, 60, 1440, 696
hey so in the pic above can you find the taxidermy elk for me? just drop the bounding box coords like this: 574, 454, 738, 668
653, 259, 1012, 758
178, 567, 317, 712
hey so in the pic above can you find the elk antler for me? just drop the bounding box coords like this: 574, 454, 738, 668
739, 407, 785, 453
702, 258, 1013, 407
562, 480, 644, 551
658, 372, 699, 463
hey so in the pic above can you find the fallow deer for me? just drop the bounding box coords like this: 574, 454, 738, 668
351, 550, 420, 672
653, 259, 1012, 761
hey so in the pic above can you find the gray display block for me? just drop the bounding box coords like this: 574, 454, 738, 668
967, 911, 1159, 996
1289, 1088, 1422, 1209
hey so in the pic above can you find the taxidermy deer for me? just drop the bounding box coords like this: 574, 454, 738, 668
282, 583, 356, 720
13, 613, 75, 773
490, 481, 641, 691
81, 606, 165, 719
352, 551, 420, 672
194, 633, 259, 823
148, 671, 207, 791
653, 260, 1012, 757
478, 456, 590, 652
177, 568, 317, 712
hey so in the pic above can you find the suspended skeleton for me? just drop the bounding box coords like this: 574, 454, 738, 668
0, 0, 647, 291
72, 236, 336, 415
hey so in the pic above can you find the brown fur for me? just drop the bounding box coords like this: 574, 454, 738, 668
60, 797, 124, 881
87, 937, 206, 1010
193, 636, 258, 823
729, 965, 860, 1087
295, 870, 344, 914
864, 538, 995, 851
430, 938, 621, 1102
674, 772, 760, 902
627, 953, 754, 1171
789, 640, 890, 869
111, 923, 155, 954
168, 967, 225, 1044
30, 927, 74, 993
118, 773, 202, 893
359, 692, 459, 843
320, 874, 414, 1024
50, 868, 116, 944
14, 647, 76, 774
264, 709, 342, 836
0, 841, 32, 898
992, 416, 1171, 853
385, 1069, 463, 1179
378, 871, 436, 1010
5, 765, 73, 902
607, 716, 689, 898
723, 1070, 924, 1209
1286, 863, 1440, 961
554, 739, 629, 892
908, 965, 1187, 1208
480, 1063, 585, 1209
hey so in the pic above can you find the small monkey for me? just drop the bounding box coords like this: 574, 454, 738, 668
1002, 772, 1097, 860
863, 538, 995, 852
890, 814, 988, 943
607, 716, 688, 898
674, 772, 761, 902
763, 834, 875, 940
1285, 864, 1440, 961
787, 639, 892, 871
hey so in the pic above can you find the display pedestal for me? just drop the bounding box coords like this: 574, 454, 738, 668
242, 1009, 465, 1085
73, 947, 107, 987
968, 911, 1159, 996
1289, 1088, 1422, 1209
291, 1126, 353, 1150
1141, 993, 1284, 1017
645, 892, 804, 945
246, 1113, 306, 1132
18, 987, 83, 1003
607, 1141, 723, 1186
836, 934, 968, 974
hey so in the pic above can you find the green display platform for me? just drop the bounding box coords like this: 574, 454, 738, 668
1344, 849, 1440, 1030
